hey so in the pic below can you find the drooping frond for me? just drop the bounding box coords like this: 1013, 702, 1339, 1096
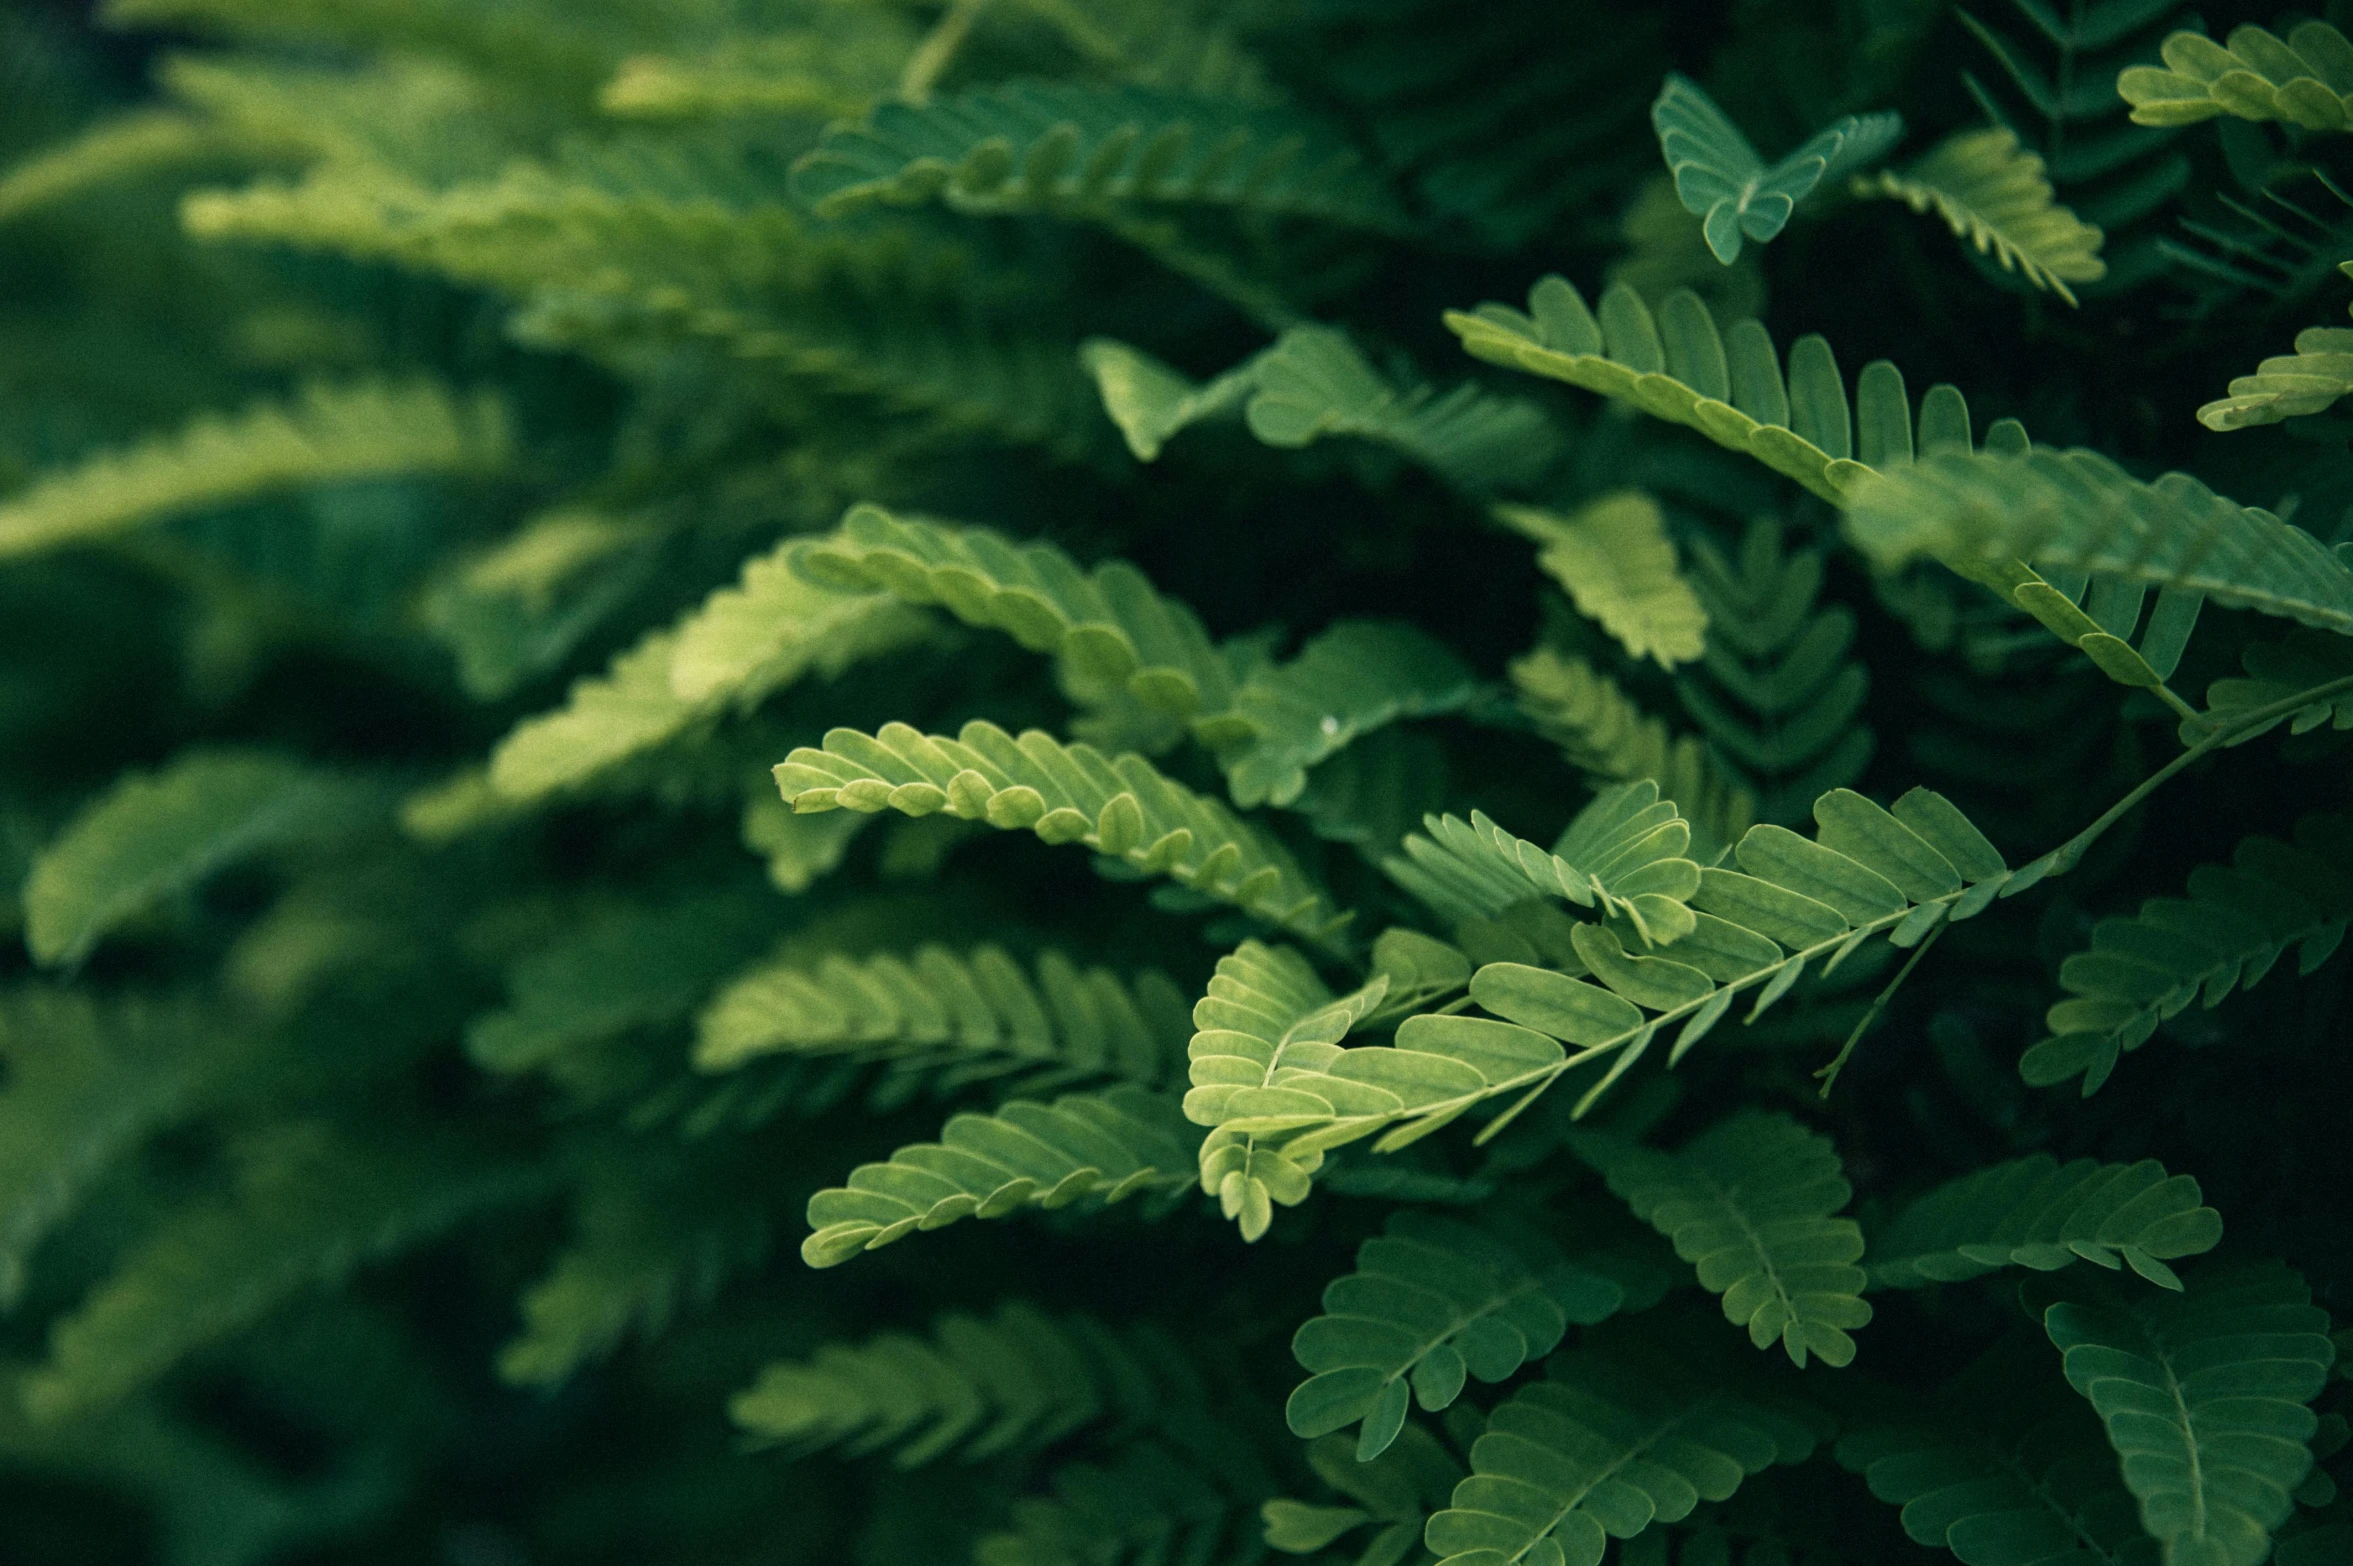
1423, 1333, 1821, 1564
0, 989, 232, 1306
789, 503, 1236, 718
1839, 1405, 2159, 1566
2196, 326, 2353, 430
1510, 648, 1756, 856
1081, 328, 1566, 493
1196, 620, 1483, 809
2022, 814, 2353, 1094
497, 1146, 774, 1388
772, 722, 1350, 949
790, 83, 1406, 232
1858, 127, 2106, 303
977, 1437, 1274, 1566
1445, 276, 1989, 506
485, 540, 927, 803
1868, 1154, 2224, 1291
2120, 23, 2353, 130
23, 749, 384, 966
2040, 1261, 2338, 1566
800, 1086, 1200, 1266
1847, 448, 2353, 644
1182, 939, 1390, 1241
1650, 72, 1904, 263
24, 1123, 543, 1421
0, 108, 244, 224
730, 1301, 1202, 1463
1205, 786, 2011, 1176
1285, 1212, 1629, 1460
1574, 1112, 1871, 1368
0, 379, 509, 558
1497, 494, 1708, 668
1677, 519, 1872, 825
694, 943, 1190, 1100
1381, 780, 1706, 947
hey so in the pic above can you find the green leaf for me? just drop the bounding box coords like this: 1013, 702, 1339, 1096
1651, 72, 1903, 263
1201, 620, 1484, 809
2024, 814, 2353, 1094
696, 942, 1190, 1096
1858, 126, 2106, 304
1423, 1329, 1821, 1565
1286, 1212, 1627, 1457
2120, 23, 2353, 130
730, 1302, 1202, 1463
2196, 326, 2353, 431
0, 378, 509, 558
791, 82, 1406, 231
800, 1086, 1201, 1266
1843, 447, 2353, 643
23, 749, 384, 966
774, 721, 1349, 949
1499, 493, 1708, 667
1869, 1154, 2224, 1291
2041, 1261, 2337, 1566
1573, 1112, 1872, 1368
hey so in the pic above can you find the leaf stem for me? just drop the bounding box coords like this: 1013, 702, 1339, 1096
899, 0, 987, 105
1815, 924, 1945, 1097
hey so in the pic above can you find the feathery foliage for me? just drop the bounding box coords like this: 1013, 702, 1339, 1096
1858, 127, 2107, 303
6, 1, 2353, 1560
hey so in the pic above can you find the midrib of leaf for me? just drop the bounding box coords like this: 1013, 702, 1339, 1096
2147, 1330, 2209, 1550
1519, 1400, 1708, 1565
1384, 1275, 1547, 1403
1691, 1163, 1802, 1344
1989, 1441, 2132, 1566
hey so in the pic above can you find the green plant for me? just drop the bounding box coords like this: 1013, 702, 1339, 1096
0, 3, 2347, 1564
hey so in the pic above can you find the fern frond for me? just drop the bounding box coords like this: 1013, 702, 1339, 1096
1198, 786, 2010, 1201
1182, 939, 1391, 1241
2121, 23, 2353, 130
0, 378, 509, 558
2040, 1261, 2338, 1566
0, 108, 247, 224
23, 749, 383, 966
0, 989, 230, 1307
1196, 620, 1484, 809
1082, 327, 1566, 492
1498, 494, 1708, 668
1381, 780, 1706, 947
1424, 1333, 1821, 1564
741, 793, 870, 894
497, 1146, 773, 1388
422, 508, 658, 701
1264, 1424, 1462, 1560
978, 1437, 1272, 1566
1859, 127, 2106, 303
1510, 648, 1756, 856
1840, 1406, 2159, 1566
2022, 814, 2353, 1094
24, 1122, 544, 1421
731, 1301, 1201, 1463
1286, 1211, 1629, 1460
801, 1085, 1200, 1266
791, 82, 1406, 231
1678, 518, 1872, 825
1651, 72, 1904, 263
1868, 1154, 2224, 1291
2196, 326, 2353, 430
772, 722, 1350, 949
485, 537, 928, 803
1845, 448, 2353, 669
2193, 631, 2353, 744
1445, 276, 2204, 693
790, 503, 1237, 717
599, 21, 915, 121
694, 943, 1190, 1100
1574, 1112, 1871, 1368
